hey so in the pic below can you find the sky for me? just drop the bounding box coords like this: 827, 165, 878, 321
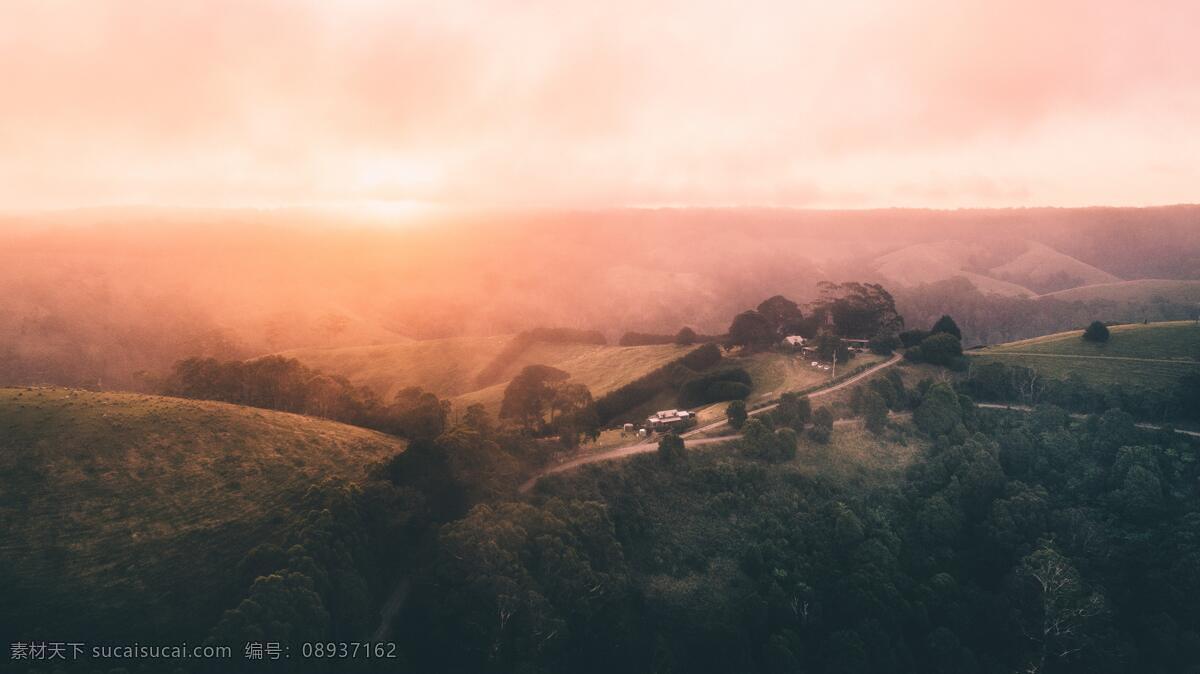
1, 0, 1199, 211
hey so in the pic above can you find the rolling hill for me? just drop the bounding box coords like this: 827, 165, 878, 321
988, 240, 1120, 289
284, 335, 697, 414
870, 240, 1036, 297
0, 388, 406, 638
1038, 278, 1200, 304
871, 238, 1128, 297
967, 320, 1200, 389
451, 342, 697, 416
280, 335, 516, 400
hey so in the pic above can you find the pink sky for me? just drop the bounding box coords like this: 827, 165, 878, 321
2, 0, 1198, 210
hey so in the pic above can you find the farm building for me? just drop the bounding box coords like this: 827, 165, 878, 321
844, 338, 870, 352
646, 409, 695, 430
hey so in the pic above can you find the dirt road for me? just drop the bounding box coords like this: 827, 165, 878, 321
518, 353, 903, 492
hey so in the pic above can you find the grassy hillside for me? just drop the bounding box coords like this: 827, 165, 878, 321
968, 320, 1200, 389
453, 342, 696, 415
1038, 278, 1200, 303
987, 240, 1119, 286
281, 335, 515, 399
871, 241, 1036, 297
0, 388, 406, 637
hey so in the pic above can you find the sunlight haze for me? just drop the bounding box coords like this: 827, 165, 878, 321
2, 0, 1198, 210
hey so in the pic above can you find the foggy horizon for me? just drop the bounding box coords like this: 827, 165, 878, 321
4, 0, 1200, 211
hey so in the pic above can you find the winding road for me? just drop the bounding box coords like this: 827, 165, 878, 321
518, 353, 903, 491
518, 355, 1200, 492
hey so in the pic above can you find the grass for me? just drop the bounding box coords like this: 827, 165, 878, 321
280, 334, 515, 399
452, 342, 695, 416
969, 320, 1200, 389
732, 351, 885, 403
284, 335, 695, 417
0, 387, 406, 637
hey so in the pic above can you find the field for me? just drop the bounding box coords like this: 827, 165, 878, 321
287, 334, 695, 415
453, 342, 695, 415
968, 320, 1200, 389
280, 335, 515, 399
0, 388, 406, 638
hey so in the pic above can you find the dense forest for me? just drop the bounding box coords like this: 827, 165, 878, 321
122, 309, 1197, 673
168, 368, 1199, 674
384, 378, 1200, 673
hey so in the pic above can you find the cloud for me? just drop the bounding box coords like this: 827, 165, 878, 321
0, 0, 1197, 209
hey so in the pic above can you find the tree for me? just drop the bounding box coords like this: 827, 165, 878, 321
549, 382, 593, 424
741, 418, 796, 461
773, 392, 811, 430
1082, 321, 1110, 343
930, 315, 962, 340
1015, 543, 1106, 672
913, 383, 964, 439
809, 407, 834, 443
1011, 365, 1047, 405
815, 282, 904, 338
462, 403, 493, 435
862, 389, 888, 434
391, 386, 450, 441
657, 433, 686, 464
756, 295, 805, 336
869, 332, 901, 355
727, 400, 748, 430
208, 572, 331, 645
674, 326, 698, 345
499, 364, 570, 432
727, 310, 776, 351
915, 333, 963, 367
815, 333, 849, 362
899, 329, 930, 349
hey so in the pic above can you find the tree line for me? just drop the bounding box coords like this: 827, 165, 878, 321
164, 356, 450, 441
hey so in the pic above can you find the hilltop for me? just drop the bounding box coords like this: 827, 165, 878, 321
968, 320, 1200, 389
0, 388, 406, 638
869, 238, 1124, 297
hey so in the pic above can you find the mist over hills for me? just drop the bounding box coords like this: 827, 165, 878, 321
1, 205, 1198, 390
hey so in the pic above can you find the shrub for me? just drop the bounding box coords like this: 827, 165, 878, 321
705, 381, 752, 403
675, 327, 698, 345
679, 368, 753, 406
726, 400, 748, 430
1082, 321, 1110, 343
